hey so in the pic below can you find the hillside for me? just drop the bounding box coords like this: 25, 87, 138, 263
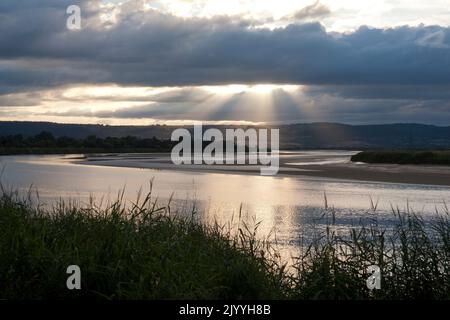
0, 121, 449, 150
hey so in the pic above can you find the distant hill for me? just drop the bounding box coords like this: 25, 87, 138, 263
0, 122, 175, 140
272, 123, 450, 149
0, 121, 449, 150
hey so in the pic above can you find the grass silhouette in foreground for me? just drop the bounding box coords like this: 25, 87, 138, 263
0, 187, 448, 300
352, 150, 450, 165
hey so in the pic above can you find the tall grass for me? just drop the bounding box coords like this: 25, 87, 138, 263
0, 187, 448, 300
292, 203, 450, 299
0, 187, 286, 300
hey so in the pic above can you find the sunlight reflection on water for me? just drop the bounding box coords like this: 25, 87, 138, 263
1, 154, 449, 263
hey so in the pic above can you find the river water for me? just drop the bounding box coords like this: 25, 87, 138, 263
1, 152, 449, 260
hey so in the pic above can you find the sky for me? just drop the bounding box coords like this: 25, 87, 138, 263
0, 0, 450, 125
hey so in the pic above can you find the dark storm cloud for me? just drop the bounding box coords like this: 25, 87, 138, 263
1, 0, 450, 125
303, 85, 450, 100
1, 0, 450, 95
0, 59, 109, 95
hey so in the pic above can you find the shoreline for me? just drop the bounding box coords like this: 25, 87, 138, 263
74, 153, 450, 187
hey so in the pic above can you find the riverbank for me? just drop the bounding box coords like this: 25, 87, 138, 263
76, 152, 450, 186
0, 147, 174, 155
0, 189, 448, 300
351, 150, 450, 165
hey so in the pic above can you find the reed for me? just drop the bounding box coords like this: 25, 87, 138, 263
0, 187, 448, 300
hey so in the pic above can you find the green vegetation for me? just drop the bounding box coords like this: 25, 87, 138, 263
0, 131, 175, 155
0, 131, 261, 155
351, 150, 450, 165
0, 188, 449, 300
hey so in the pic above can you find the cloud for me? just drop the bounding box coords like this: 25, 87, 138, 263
0, 0, 449, 125
1, 0, 450, 94
415, 29, 450, 48
290, 1, 331, 21
0, 92, 42, 107
26, 84, 448, 125
303, 84, 450, 101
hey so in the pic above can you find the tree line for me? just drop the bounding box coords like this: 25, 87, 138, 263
0, 131, 175, 154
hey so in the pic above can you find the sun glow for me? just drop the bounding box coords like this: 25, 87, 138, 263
203, 84, 299, 95
1, 83, 305, 125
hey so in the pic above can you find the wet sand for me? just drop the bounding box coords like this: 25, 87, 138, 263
75, 152, 450, 187
281, 163, 450, 186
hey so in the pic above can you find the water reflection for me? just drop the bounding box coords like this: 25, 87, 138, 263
1, 154, 449, 261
